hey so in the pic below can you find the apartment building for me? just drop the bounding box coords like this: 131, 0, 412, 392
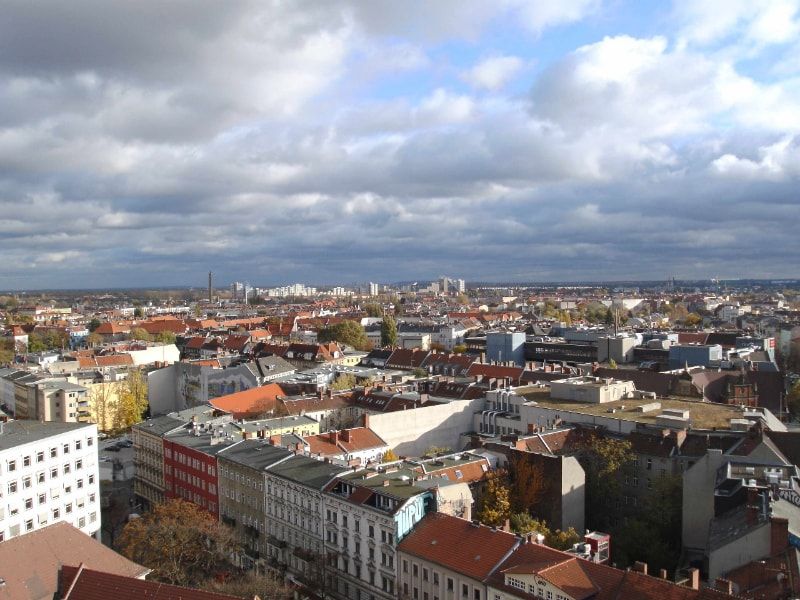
216, 440, 293, 568
131, 413, 184, 510
0, 421, 101, 542
264, 455, 347, 582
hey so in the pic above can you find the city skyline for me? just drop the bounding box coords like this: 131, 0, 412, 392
1, 1, 798, 289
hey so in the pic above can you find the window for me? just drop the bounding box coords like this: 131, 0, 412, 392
403, 560, 408, 574
52, 508, 60, 519
632, 475, 639, 486
63, 443, 70, 454
63, 464, 71, 475
50, 447, 57, 458
65, 503, 73, 514
88, 474, 95, 485
37, 472, 45, 484
38, 493, 46, 504
25, 498, 33, 510
474, 590, 480, 600
8, 460, 16, 472
75, 440, 82, 450
36, 451, 44, 463
78, 516, 85, 528
23, 456, 31, 467
423, 568, 429, 582
23, 476, 31, 489
434, 573, 439, 586
25, 519, 33, 531
75, 459, 83, 470
447, 578, 454, 591
462, 584, 469, 598
8, 481, 17, 494
369, 524, 374, 538
87, 437, 94, 447
646, 458, 652, 471
77, 479, 83, 489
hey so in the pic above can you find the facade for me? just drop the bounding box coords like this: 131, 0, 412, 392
0, 421, 101, 542
217, 440, 293, 568
486, 332, 526, 367
322, 466, 436, 600
264, 455, 347, 584
131, 413, 184, 510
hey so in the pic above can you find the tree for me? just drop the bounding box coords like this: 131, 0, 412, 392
578, 435, 633, 531
317, 321, 371, 351
456, 294, 469, 305
155, 331, 176, 344
90, 382, 119, 432
508, 513, 580, 551
0, 338, 14, 365
86, 332, 103, 347
88, 318, 102, 332
26, 333, 46, 353
608, 358, 618, 369
128, 327, 152, 342
413, 367, 428, 378
382, 449, 398, 462
477, 470, 511, 527
116, 369, 149, 429
684, 312, 702, 327
604, 307, 615, 325
118, 499, 237, 586
509, 455, 546, 514
452, 344, 467, 354
133, 307, 144, 318
364, 303, 382, 317
381, 314, 398, 348
330, 372, 357, 391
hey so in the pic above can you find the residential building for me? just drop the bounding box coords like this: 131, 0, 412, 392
131, 413, 184, 510
486, 332, 526, 367
217, 440, 293, 568
0, 522, 148, 599
0, 421, 101, 541
303, 426, 389, 467
264, 455, 348, 583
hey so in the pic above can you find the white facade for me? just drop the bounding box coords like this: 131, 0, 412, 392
0, 422, 101, 542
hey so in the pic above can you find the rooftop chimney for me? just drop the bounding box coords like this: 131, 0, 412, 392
632, 562, 648, 575
715, 578, 733, 595
688, 568, 700, 590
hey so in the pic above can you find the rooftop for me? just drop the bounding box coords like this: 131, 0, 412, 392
0, 420, 95, 451
519, 386, 753, 430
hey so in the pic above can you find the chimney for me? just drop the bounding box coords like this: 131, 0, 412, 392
269, 434, 281, 446
329, 430, 339, 444
715, 578, 733, 594
688, 568, 700, 590
342, 429, 351, 443
632, 562, 648, 575
362, 413, 370, 428
659, 569, 668, 579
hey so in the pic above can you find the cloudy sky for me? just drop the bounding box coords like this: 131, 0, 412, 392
1, 1, 799, 289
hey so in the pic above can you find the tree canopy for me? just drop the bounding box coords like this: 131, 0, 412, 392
317, 320, 371, 351
119, 499, 237, 587
477, 469, 511, 527
381, 314, 398, 348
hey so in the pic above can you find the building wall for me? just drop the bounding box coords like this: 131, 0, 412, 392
561, 456, 586, 533
127, 344, 180, 366
0, 424, 101, 542
486, 332, 526, 367
399, 552, 486, 600
682, 450, 726, 552
368, 398, 485, 456
132, 427, 167, 509
708, 521, 771, 581
163, 440, 219, 516
519, 403, 638, 435
218, 458, 268, 566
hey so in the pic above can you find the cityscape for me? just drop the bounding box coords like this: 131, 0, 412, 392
1, 2, 799, 600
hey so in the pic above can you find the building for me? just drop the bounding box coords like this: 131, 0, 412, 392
131, 413, 185, 510
457, 279, 466, 294
668, 344, 723, 369
264, 455, 348, 584
548, 376, 636, 404
303, 426, 389, 467
0, 421, 101, 541
0, 522, 148, 599
399, 513, 737, 600
486, 332, 526, 367
369, 282, 379, 297
216, 440, 294, 568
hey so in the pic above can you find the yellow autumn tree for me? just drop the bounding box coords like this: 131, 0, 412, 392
116, 369, 149, 429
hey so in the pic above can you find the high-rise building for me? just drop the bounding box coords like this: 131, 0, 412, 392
457, 278, 466, 293
369, 282, 379, 296
0, 420, 101, 542
440, 276, 450, 294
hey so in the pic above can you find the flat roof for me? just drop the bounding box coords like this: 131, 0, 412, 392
0, 420, 94, 451
519, 386, 749, 430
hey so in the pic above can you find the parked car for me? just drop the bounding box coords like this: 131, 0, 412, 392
105, 445, 122, 452
119, 439, 133, 448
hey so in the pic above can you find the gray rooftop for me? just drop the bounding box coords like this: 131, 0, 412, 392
268, 454, 347, 489
133, 414, 186, 436
218, 439, 293, 471
0, 420, 95, 451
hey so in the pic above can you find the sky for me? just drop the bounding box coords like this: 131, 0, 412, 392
0, 0, 799, 290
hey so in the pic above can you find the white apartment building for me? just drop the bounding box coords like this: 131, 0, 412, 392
0, 420, 101, 542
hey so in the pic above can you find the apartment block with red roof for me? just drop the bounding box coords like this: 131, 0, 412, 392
303, 426, 389, 467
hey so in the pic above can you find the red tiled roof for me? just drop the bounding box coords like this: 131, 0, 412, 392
94, 322, 131, 335
398, 513, 519, 581
467, 363, 524, 382
58, 565, 240, 600
209, 383, 286, 418
138, 319, 187, 335
304, 427, 388, 457
184, 336, 208, 349
78, 354, 135, 368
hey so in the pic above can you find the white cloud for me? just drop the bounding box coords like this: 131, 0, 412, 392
464, 55, 523, 90
711, 136, 800, 180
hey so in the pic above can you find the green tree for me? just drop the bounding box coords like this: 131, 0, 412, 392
364, 303, 382, 317
88, 318, 102, 332
154, 331, 176, 344
477, 470, 511, 527
604, 307, 614, 325
27, 333, 46, 353
684, 313, 702, 327
608, 358, 618, 369
413, 367, 428, 378
119, 499, 237, 587
330, 372, 357, 391
452, 344, 467, 354
508, 513, 580, 550
86, 332, 103, 347
128, 327, 152, 342
578, 435, 633, 531
0, 338, 15, 364
116, 369, 149, 428
133, 307, 144, 318
318, 321, 371, 351
787, 380, 800, 418
381, 314, 398, 348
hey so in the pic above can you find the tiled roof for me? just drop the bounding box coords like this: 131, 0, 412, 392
386, 348, 431, 369
209, 383, 286, 418
304, 427, 388, 457
78, 353, 135, 368
58, 565, 239, 600
467, 363, 524, 382
0, 522, 148, 600
398, 513, 519, 581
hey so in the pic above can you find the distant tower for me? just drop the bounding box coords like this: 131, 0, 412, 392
208, 271, 213, 303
